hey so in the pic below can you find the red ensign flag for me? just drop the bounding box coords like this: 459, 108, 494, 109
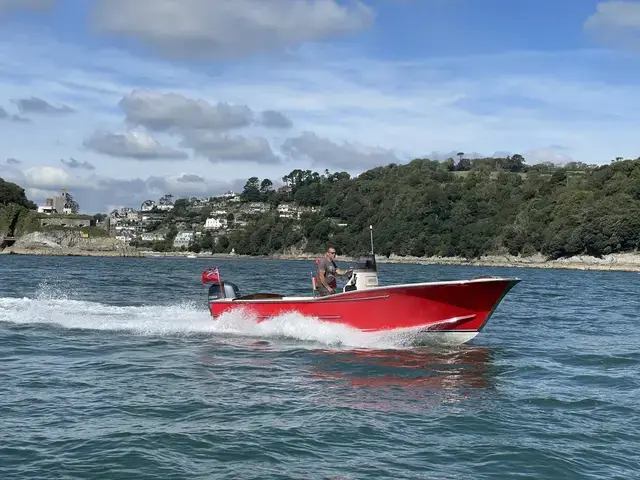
201, 267, 220, 284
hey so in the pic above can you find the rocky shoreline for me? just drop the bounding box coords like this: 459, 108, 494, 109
138, 250, 640, 272
2, 232, 640, 272
0, 231, 141, 257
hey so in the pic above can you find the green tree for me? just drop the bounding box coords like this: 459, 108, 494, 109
0, 177, 36, 209
242, 177, 261, 202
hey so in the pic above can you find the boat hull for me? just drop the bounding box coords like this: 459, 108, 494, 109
209, 277, 520, 344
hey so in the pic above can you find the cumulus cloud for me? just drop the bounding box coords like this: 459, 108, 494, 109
177, 173, 205, 183
92, 0, 373, 60
282, 131, 400, 170
12, 96, 74, 114
522, 146, 577, 165
260, 110, 293, 128
114, 91, 292, 163
181, 131, 281, 164
22, 165, 82, 189
119, 90, 255, 133
584, 1, 640, 51
60, 157, 95, 170
0, 106, 29, 122
118, 90, 294, 132
83, 130, 189, 160
0, 0, 56, 15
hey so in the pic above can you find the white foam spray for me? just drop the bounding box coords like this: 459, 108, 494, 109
0, 291, 439, 349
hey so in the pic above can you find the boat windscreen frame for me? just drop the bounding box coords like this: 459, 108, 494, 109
349, 253, 377, 272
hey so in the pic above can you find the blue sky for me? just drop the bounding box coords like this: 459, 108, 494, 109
1, 0, 639, 213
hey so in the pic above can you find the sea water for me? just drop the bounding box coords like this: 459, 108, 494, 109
0, 255, 638, 479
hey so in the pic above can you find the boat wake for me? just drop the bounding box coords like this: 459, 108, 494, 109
0, 293, 449, 349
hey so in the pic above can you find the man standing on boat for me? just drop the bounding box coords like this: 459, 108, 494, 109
316, 247, 352, 296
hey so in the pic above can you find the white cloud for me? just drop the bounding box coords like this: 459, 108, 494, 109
60, 157, 95, 170
177, 173, 205, 183
119, 90, 255, 132
92, 0, 373, 60
0, 105, 29, 122
83, 130, 189, 160
12, 96, 74, 114
282, 131, 400, 170
522, 146, 577, 166
261, 110, 293, 128
584, 1, 640, 50
181, 131, 281, 164
22, 165, 82, 189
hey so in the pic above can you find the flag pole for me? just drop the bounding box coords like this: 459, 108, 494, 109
217, 266, 225, 299
369, 224, 374, 255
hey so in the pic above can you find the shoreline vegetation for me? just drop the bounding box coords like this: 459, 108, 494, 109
3, 246, 640, 272
3, 155, 640, 273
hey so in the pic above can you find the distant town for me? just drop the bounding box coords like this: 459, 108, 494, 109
37, 188, 321, 251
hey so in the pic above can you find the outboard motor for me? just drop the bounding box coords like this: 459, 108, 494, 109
201, 267, 240, 303
343, 254, 379, 292
208, 281, 240, 302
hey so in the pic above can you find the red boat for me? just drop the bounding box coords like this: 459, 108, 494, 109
202, 253, 520, 346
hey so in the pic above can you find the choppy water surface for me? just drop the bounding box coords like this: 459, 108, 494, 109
1, 255, 639, 479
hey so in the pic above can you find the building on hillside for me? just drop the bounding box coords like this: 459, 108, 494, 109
141, 200, 156, 211
248, 202, 268, 214
141, 231, 166, 242
126, 210, 141, 222
157, 194, 174, 211
173, 231, 195, 249
204, 218, 228, 230
277, 202, 296, 218
141, 212, 165, 223
37, 189, 77, 215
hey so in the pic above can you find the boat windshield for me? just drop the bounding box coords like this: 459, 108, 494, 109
349, 254, 377, 272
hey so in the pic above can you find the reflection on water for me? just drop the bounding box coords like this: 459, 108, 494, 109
308, 347, 496, 413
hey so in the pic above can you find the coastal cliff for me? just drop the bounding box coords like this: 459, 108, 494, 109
1, 231, 141, 257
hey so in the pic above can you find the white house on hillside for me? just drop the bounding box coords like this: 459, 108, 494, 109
173, 231, 195, 249
204, 218, 228, 230
141, 232, 165, 242
141, 200, 156, 211
277, 203, 296, 218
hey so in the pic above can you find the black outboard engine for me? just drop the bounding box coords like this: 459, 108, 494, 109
208, 281, 240, 302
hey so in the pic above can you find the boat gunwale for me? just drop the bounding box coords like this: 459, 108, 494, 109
213, 277, 521, 304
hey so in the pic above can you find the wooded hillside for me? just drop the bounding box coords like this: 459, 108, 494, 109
227, 156, 640, 260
